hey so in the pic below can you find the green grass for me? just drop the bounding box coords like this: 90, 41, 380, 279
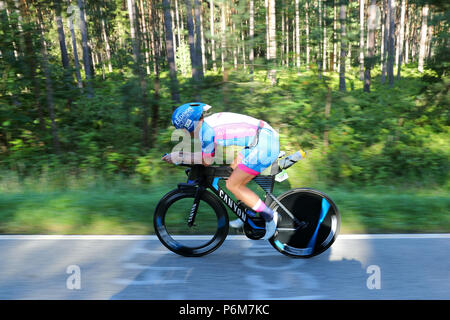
0, 175, 448, 234
325, 188, 450, 233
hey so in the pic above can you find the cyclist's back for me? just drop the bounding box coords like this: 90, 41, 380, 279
202, 112, 270, 147
201, 112, 278, 161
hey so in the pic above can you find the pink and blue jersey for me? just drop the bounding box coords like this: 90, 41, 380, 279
200, 112, 280, 175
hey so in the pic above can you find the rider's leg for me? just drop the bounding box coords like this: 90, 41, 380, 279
226, 167, 277, 239
227, 128, 280, 238
226, 167, 275, 221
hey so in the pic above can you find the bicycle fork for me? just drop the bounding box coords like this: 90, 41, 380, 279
187, 185, 205, 227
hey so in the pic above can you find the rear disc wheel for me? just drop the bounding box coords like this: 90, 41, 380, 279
269, 188, 340, 258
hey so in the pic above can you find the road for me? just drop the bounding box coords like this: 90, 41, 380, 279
0, 234, 448, 300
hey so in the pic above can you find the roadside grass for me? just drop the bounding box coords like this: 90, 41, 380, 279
0, 174, 448, 235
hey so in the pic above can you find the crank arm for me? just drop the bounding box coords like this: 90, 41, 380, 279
267, 193, 304, 227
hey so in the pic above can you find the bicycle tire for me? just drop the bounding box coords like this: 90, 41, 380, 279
153, 188, 229, 257
268, 188, 340, 258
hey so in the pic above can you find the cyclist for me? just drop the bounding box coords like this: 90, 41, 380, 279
162, 102, 280, 240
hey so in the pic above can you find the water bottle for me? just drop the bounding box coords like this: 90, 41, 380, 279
279, 150, 306, 169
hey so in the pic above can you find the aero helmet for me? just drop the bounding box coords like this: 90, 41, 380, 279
171, 102, 211, 132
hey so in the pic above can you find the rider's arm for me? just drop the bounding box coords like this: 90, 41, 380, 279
199, 121, 215, 166
178, 151, 214, 166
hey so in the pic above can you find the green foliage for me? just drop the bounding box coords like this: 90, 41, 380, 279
0, 0, 448, 236
175, 42, 192, 76
0, 0, 448, 190
1, 64, 449, 188
0, 175, 448, 234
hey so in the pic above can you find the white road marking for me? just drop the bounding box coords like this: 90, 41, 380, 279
122, 263, 187, 271
242, 258, 303, 271
337, 234, 450, 239
0, 234, 448, 240
270, 295, 324, 300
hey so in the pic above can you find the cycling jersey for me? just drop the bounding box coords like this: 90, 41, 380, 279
200, 112, 280, 175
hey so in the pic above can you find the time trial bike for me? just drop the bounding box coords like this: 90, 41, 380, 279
153, 150, 340, 258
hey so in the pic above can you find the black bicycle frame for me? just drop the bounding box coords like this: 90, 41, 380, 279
178, 165, 303, 229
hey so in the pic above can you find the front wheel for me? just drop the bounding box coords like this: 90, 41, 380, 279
153, 188, 229, 257
268, 188, 340, 258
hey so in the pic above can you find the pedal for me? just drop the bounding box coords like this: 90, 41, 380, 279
243, 217, 266, 240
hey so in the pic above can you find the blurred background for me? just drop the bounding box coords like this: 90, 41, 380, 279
0, 0, 448, 235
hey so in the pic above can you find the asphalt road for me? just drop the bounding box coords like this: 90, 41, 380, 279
0, 234, 448, 300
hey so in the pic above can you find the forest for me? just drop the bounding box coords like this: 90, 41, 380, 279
0, 0, 448, 234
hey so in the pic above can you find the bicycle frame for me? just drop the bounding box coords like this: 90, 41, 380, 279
178, 165, 303, 230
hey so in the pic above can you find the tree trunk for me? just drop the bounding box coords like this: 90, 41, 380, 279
285, 3, 289, 67
17, 0, 45, 132
147, 3, 157, 75
364, 0, 376, 92
381, 0, 389, 83
175, 0, 182, 46
89, 40, 96, 75
36, 5, 61, 154
185, 0, 198, 80
339, 0, 347, 91
397, 0, 406, 79
241, 22, 246, 69
347, 0, 352, 74
332, 0, 337, 71
55, 2, 69, 69
411, 8, 417, 62
249, 0, 254, 78
171, 8, 177, 56
387, 0, 396, 86
267, 0, 276, 85
67, 3, 83, 89
359, 0, 364, 80
209, 0, 216, 71
77, 0, 93, 97
162, 0, 180, 104
138, 0, 151, 75
220, 0, 226, 76
292, 12, 295, 67
426, 10, 433, 60
149, 2, 160, 148
305, 0, 311, 70
404, 2, 409, 64
127, 0, 140, 68
128, 0, 151, 148
380, 5, 385, 65
281, 0, 285, 66
4, 5, 19, 60
323, 0, 327, 72
194, 0, 204, 79
265, 0, 269, 60
318, 0, 322, 77
232, 15, 237, 69
295, 0, 300, 72
100, 12, 113, 73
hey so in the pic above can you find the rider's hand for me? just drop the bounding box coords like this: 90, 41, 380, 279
162, 152, 182, 164
161, 153, 173, 163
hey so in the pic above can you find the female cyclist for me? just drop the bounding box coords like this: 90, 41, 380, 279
162, 102, 280, 240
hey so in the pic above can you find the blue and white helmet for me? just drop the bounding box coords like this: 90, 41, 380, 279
171, 102, 212, 132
